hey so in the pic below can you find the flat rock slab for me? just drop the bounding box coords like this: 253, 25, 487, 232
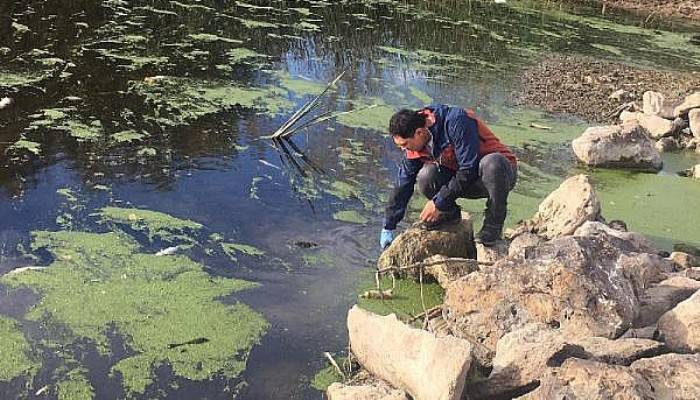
347, 306, 472, 400
574, 336, 666, 366
658, 290, 700, 352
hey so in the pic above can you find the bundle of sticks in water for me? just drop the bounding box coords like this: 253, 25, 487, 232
264, 70, 378, 140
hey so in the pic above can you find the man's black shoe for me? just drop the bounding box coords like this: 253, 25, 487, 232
475, 224, 502, 246
422, 206, 462, 231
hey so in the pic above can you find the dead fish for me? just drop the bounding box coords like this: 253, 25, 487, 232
35, 385, 49, 395
258, 159, 280, 169
167, 337, 209, 349
6, 266, 47, 275
359, 289, 394, 299
530, 123, 552, 130
0, 97, 13, 109
155, 246, 180, 256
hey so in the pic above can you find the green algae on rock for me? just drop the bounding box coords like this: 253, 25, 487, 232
0, 316, 39, 382
95, 207, 203, 244
222, 242, 265, 261
1, 229, 268, 395
310, 359, 345, 391
357, 274, 444, 322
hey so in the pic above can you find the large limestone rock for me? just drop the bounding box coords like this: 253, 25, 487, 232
378, 213, 475, 274
674, 92, 700, 118
347, 306, 472, 400
630, 354, 700, 399
327, 381, 408, 400
690, 108, 700, 138
519, 359, 655, 400
512, 175, 601, 240
634, 276, 700, 327
444, 235, 640, 357
573, 221, 658, 254
657, 290, 700, 352
572, 121, 662, 170
642, 91, 665, 116
466, 323, 588, 400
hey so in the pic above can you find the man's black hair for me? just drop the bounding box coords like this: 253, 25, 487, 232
389, 109, 426, 139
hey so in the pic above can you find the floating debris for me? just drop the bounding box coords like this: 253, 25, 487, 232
0, 97, 13, 109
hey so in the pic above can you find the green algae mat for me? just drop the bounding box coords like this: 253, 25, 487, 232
0, 208, 268, 398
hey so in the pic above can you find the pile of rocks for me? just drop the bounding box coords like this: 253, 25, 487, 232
329, 174, 700, 400
572, 91, 700, 173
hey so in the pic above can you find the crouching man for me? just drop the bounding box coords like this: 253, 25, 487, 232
380, 104, 517, 248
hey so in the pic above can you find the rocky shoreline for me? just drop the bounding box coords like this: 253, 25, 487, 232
567, 0, 700, 22
326, 89, 700, 398
513, 55, 700, 123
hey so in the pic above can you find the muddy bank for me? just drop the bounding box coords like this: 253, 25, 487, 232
567, 0, 700, 22
513, 54, 700, 123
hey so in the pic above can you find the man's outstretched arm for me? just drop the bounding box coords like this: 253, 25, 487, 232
384, 157, 422, 230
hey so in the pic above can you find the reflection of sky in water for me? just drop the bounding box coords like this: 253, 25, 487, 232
1, 0, 700, 398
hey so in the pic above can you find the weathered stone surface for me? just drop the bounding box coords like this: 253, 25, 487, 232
631, 353, 700, 399
519, 359, 655, 400
616, 253, 671, 300
655, 136, 678, 152
423, 255, 479, 288
574, 336, 665, 366
507, 232, 545, 259
642, 91, 665, 116
511, 175, 601, 240
639, 114, 675, 139
690, 108, 700, 138
685, 267, 700, 280
466, 323, 588, 400
475, 240, 508, 264
620, 110, 643, 122
444, 235, 640, 356
635, 276, 700, 327
657, 290, 700, 352
670, 251, 700, 270
621, 325, 658, 340
674, 92, 700, 117
347, 306, 472, 400
327, 381, 408, 400
378, 213, 475, 274
573, 221, 658, 254
572, 121, 662, 170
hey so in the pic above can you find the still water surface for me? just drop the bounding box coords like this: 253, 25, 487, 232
1, 0, 699, 398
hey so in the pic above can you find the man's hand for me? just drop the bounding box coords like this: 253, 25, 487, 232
420, 200, 441, 223
380, 229, 394, 249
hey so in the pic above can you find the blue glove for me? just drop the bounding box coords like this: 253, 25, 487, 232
380, 229, 394, 249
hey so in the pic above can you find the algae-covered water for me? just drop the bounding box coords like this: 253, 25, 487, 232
1, 0, 699, 398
